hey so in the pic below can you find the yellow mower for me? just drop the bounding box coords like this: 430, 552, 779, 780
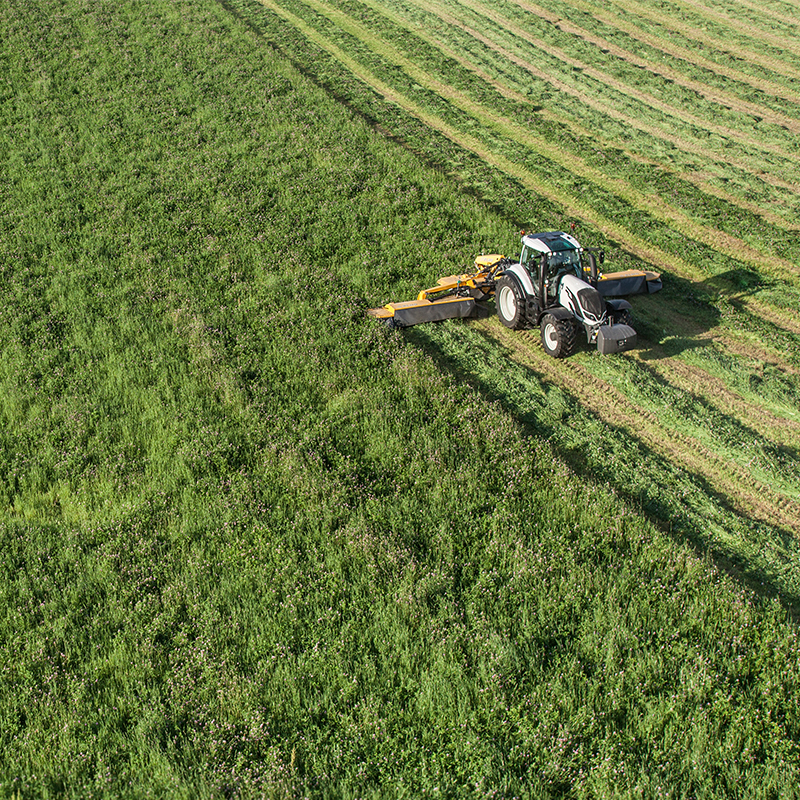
368, 231, 662, 358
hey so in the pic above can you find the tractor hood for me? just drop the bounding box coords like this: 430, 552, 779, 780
559, 274, 606, 326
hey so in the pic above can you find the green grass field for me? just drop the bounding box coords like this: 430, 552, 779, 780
1, 0, 799, 796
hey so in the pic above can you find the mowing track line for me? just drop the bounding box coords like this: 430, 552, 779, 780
251, 0, 800, 338
442, 0, 800, 164
504, 0, 800, 132
477, 318, 800, 535
287, 0, 800, 285
599, 0, 800, 83
400, 0, 800, 195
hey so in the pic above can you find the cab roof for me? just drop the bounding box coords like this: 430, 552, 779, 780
521, 231, 581, 254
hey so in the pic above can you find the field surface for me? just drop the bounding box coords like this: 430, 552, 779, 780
1, 0, 799, 797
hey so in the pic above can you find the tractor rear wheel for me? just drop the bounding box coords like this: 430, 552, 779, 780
496, 276, 525, 330
540, 314, 577, 358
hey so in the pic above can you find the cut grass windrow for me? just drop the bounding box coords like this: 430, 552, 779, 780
267, 0, 800, 288
364, 0, 799, 231
478, 318, 800, 537
440, 0, 800, 165
535, 0, 800, 106
723, 0, 800, 31
598, 0, 800, 83
256, 0, 800, 344
504, 0, 800, 132
677, 0, 800, 60
630, 353, 800, 450
398, 0, 800, 196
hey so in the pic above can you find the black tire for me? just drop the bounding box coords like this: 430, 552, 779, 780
540, 313, 577, 358
614, 309, 633, 327
496, 275, 525, 330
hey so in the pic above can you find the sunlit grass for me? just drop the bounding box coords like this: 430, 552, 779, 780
1, 0, 799, 797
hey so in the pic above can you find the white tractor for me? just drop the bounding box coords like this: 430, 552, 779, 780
368, 230, 661, 358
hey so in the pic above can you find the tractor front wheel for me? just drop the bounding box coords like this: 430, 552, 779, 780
540, 314, 577, 358
614, 309, 633, 327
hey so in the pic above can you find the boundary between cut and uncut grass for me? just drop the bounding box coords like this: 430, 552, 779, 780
251, 0, 800, 340
478, 319, 800, 536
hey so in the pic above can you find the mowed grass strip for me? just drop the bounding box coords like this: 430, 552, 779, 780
502, 0, 800, 131
440, 0, 800, 164
600, 0, 800, 82
478, 320, 800, 536
677, 0, 800, 60
261, 0, 800, 306
367, 0, 800, 232
393, 0, 800, 200
631, 353, 800, 450
539, 0, 800, 106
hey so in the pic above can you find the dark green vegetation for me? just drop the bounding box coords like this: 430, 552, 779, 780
1, 0, 799, 797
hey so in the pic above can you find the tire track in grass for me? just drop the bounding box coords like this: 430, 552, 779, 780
478, 317, 800, 535
539, 0, 800, 106
404, 0, 800, 194
600, 0, 800, 84
253, 0, 800, 338
287, 0, 800, 286
504, 0, 800, 133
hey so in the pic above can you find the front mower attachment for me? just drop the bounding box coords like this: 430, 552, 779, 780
595, 269, 662, 296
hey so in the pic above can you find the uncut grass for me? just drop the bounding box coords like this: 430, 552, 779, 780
3, 0, 800, 797
416, 320, 800, 592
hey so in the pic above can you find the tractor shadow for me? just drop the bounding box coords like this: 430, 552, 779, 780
405, 322, 800, 621
625, 272, 721, 360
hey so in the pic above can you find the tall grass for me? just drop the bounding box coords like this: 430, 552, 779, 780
1, 0, 799, 797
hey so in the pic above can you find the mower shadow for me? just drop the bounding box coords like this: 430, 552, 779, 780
405, 323, 800, 621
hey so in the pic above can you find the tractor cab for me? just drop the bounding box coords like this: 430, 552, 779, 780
520, 231, 584, 299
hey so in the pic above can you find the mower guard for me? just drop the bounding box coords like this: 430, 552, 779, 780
596, 270, 662, 297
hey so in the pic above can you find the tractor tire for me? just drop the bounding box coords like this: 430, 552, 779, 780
614, 309, 633, 327
540, 314, 577, 358
496, 275, 525, 329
